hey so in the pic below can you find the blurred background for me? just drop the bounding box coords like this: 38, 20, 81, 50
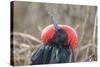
11, 1, 97, 66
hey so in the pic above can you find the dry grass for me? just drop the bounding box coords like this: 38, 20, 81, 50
11, 1, 97, 66
11, 23, 97, 65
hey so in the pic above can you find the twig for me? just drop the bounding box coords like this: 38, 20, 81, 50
37, 25, 42, 33
75, 40, 96, 62
92, 12, 97, 44
79, 7, 90, 43
74, 49, 79, 62
13, 32, 42, 44
85, 47, 89, 60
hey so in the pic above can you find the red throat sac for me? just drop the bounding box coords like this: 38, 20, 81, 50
41, 24, 78, 49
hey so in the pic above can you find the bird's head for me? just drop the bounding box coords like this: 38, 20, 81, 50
41, 14, 78, 49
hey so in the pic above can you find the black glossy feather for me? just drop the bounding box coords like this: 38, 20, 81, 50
31, 29, 73, 65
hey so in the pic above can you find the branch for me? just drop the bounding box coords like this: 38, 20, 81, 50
12, 32, 42, 44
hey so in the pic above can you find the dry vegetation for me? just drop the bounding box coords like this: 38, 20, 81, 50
11, 1, 97, 66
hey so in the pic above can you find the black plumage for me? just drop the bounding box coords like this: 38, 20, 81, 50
31, 29, 72, 65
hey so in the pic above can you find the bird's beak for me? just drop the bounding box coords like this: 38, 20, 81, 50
48, 12, 61, 30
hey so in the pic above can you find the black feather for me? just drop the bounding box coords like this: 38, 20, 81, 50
31, 29, 73, 65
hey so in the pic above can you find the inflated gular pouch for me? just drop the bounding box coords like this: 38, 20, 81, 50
31, 29, 71, 64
